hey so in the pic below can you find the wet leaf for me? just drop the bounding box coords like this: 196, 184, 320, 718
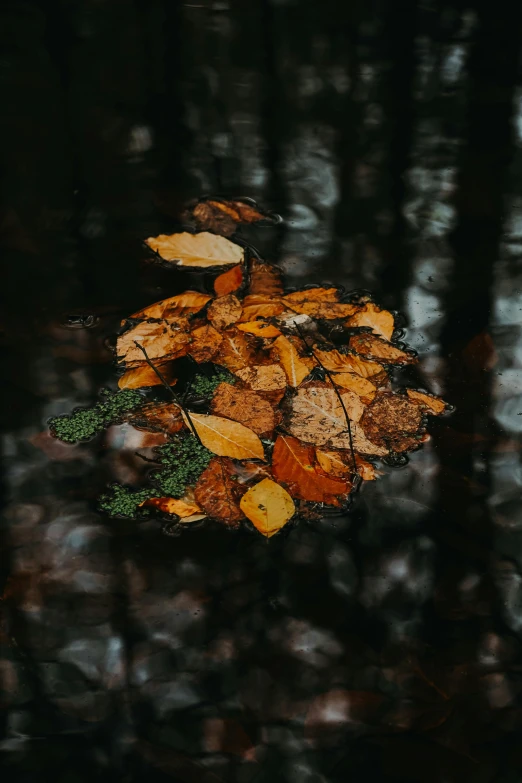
128, 402, 184, 435
129, 291, 211, 320
192, 197, 276, 235
211, 382, 276, 436
407, 389, 448, 415
182, 412, 265, 460
235, 364, 287, 393
272, 434, 351, 505
207, 294, 243, 329
116, 321, 191, 367
214, 265, 243, 296
236, 320, 282, 338
314, 348, 386, 378
270, 335, 315, 387
349, 333, 416, 365
285, 300, 359, 319
145, 231, 244, 267
345, 302, 395, 341
327, 372, 376, 402
355, 455, 378, 480
240, 478, 295, 537
329, 423, 389, 456
118, 363, 177, 389
315, 449, 353, 478
285, 384, 364, 445
194, 458, 244, 526
360, 391, 424, 452
216, 328, 257, 373
141, 496, 202, 518
248, 259, 284, 296
188, 324, 223, 363
283, 287, 340, 304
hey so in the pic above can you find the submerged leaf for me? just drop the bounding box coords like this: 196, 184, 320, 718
207, 294, 243, 330
145, 231, 244, 267
272, 435, 351, 505
116, 321, 190, 367
130, 291, 211, 320
214, 265, 244, 296
240, 478, 295, 537
182, 412, 265, 460
194, 458, 244, 526
345, 302, 394, 341
211, 382, 276, 436
129, 402, 184, 435
192, 198, 276, 235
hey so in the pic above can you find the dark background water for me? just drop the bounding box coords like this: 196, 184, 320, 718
2, 1, 522, 781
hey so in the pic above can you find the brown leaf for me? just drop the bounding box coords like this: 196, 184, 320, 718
118, 363, 177, 389
240, 478, 295, 538
211, 382, 276, 436
188, 325, 223, 363
360, 392, 424, 452
116, 321, 191, 367
235, 364, 287, 393
314, 348, 386, 378
128, 402, 184, 435
141, 496, 202, 518
207, 294, 242, 330
194, 458, 244, 526
345, 302, 395, 341
236, 320, 282, 338
192, 198, 275, 235
285, 300, 359, 319
349, 333, 416, 365
285, 384, 364, 445
272, 435, 350, 505
145, 231, 244, 267
216, 328, 257, 373
248, 259, 284, 296
283, 287, 340, 304
406, 389, 448, 415
327, 372, 376, 402
182, 413, 265, 460
129, 291, 211, 320
270, 335, 315, 387
214, 265, 243, 296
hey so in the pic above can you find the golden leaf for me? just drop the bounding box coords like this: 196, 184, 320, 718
345, 302, 394, 341
129, 291, 211, 320
327, 373, 376, 401
285, 385, 364, 445
239, 301, 286, 321
214, 265, 244, 296
315, 449, 353, 478
285, 301, 359, 319
270, 335, 314, 387
188, 324, 223, 363
240, 478, 295, 538
272, 435, 351, 505
406, 389, 448, 415
207, 294, 243, 330
283, 287, 340, 304
349, 334, 416, 365
118, 363, 177, 389
145, 231, 244, 267
236, 321, 282, 338
116, 321, 191, 367
314, 348, 385, 378
182, 413, 265, 460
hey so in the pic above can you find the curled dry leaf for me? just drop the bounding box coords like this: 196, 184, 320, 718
360, 392, 424, 453
349, 333, 416, 365
116, 321, 191, 367
188, 324, 223, 363
207, 294, 243, 330
182, 412, 265, 461
313, 348, 385, 379
194, 458, 244, 526
327, 373, 376, 402
236, 320, 281, 338
240, 478, 295, 538
141, 496, 202, 518
118, 363, 177, 389
214, 265, 243, 296
272, 435, 351, 505
130, 291, 211, 320
145, 231, 244, 268
235, 364, 287, 393
128, 402, 184, 435
248, 259, 284, 296
407, 389, 448, 415
210, 382, 276, 436
216, 328, 256, 373
270, 335, 314, 387
285, 384, 364, 446
345, 302, 394, 341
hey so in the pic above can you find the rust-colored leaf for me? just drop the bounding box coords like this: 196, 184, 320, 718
141, 496, 202, 518
128, 402, 184, 435
285, 384, 364, 445
235, 364, 287, 393
182, 413, 265, 460
236, 320, 282, 338
360, 391, 424, 453
116, 321, 191, 368
272, 435, 350, 505
248, 259, 284, 296
129, 291, 211, 320
214, 265, 244, 296
240, 478, 295, 538
216, 328, 257, 373
211, 382, 276, 436
314, 348, 386, 378
345, 302, 394, 341
118, 363, 177, 390
270, 335, 315, 387
188, 324, 223, 363
145, 231, 244, 267
407, 389, 448, 415
327, 372, 376, 402
207, 294, 242, 330
349, 333, 416, 365
194, 458, 244, 526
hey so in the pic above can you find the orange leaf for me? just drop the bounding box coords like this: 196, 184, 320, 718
270, 335, 314, 387
145, 231, 244, 267
272, 434, 350, 505
188, 324, 223, 363
192, 198, 277, 236
248, 259, 284, 296
349, 333, 416, 365
239, 301, 286, 321
118, 363, 177, 389
216, 328, 257, 373
182, 413, 265, 460
314, 348, 385, 378
283, 287, 340, 304
406, 389, 448, 415
355, 455, 378, 480
116, 321, 191, 367
194, 458, 244, 526
315, 449, 353, 478
345, 302, 394, 341
240, 478, 295, 538
236, 320, 282, 338
129, 291, 211, 320
214, 265, 243, 296
211, 382, 276, 436
141, 496, 202, 518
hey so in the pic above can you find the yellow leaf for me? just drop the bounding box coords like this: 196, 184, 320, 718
129, 291, 211, 320
140, 496, 202, 518
345, 302, 394, 341
314, 348, 385, 378
240, 478, 295, 538
118, 363, 177, 390
116, 321, 191, 367
236, 320, 282, 338
270, 335, 314, 387
328, 372, 376, 401
406, 389, 447, 415
182, 413, 265, 460
145, 231, 244, 267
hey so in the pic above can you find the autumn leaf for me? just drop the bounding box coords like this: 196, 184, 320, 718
214, 265, 243, 296
285, 299, 359, 319
270, 335, 315, 387
248, 259, 284, 296
141, 496, 202, 518
182, 413, 265, 460
236, 320, 282, 338
285, 384, 364, 445
345, 302, 394, 341
211, 382, 276, 436
355, 455, 379, 480
349, 333, 416, 365
272, 435, 350, 505
406, 389, 448, 415
145, 231, 244, 267
128, 402, 184, 435
194, 458, 244, 526
118, 363, 177, 389
207, 294, 243, 330
240, 478, 295, 537
188, 324, 223, 363
129, 291, 211, 320
315, 449, 353, 478
329, 423, 388, 456
313, 348, 386, 378
191, 198, 277, 236
283, 287, 340, 305
216, 328, 257, 373
327, 372, 376, 402
239, 298, 286, 321
235, 364, 287, 393
359, 392, 424, 453
116, 321, 191, 367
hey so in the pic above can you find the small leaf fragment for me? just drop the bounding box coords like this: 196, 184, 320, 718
214, 265, 244, 296
141, 496, 202, 518
240, 478, 295, 538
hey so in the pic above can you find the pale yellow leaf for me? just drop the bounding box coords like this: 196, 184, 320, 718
145, 231, 244, 267
182, 413, 265, 460
240, 478, 295, 538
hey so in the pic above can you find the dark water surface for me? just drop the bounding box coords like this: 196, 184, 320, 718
2, 1, 522, 781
